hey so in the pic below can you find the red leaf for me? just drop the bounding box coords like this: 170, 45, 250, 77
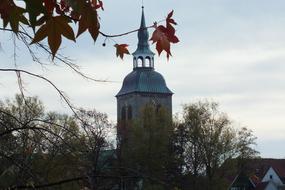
55, 4, 62, 14
91, 0, 104, 10
97, 0, 104, 11
76, 3, 100, 41
166, 10, 177, 25
150, 26, 171, 58
0, 0, 13, 19
91, 0, 97, 7
167, 10, 174, 20
43, 0, 56, 14
71, 10, 80, 21
150, 10, 179, 59
168, 34, 179, 43
60, 0, 69, 12
114, 44, 130, 59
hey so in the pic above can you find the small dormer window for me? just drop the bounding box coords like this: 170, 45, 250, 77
270, 175, 273, 179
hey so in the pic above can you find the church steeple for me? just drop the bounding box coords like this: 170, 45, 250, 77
132, 7, 155, 69
116, 6, 173, 143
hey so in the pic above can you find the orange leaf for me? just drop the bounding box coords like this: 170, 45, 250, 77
114, 44, 130, 59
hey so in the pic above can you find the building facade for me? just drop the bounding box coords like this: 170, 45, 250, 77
228, 159, 285, 190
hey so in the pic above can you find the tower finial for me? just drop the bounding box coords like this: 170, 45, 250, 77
140, 6, 146, 29
135, 6, 151, 51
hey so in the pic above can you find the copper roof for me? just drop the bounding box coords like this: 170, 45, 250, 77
116, 67, 173, 96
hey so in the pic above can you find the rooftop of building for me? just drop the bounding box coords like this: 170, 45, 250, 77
116, 67, 173, 96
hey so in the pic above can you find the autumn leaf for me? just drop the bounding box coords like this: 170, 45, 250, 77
150, 10, 179, 59
92, 0, 104, 10
24, 0, 45, 31
1, 4, 29, 33
150, 25, 171, 57
91, 0, 97, 7
31, 15, 75, 59
60, 0, 70, 12
43, 0, 56, 14
76, 3, 100, 42
165, 10, 179, 43
166, 10, 177, 26
114, 44, 130, 59
0, 0, 13, 20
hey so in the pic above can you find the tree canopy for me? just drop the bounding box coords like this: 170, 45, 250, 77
0, 95, 260, 189
172, 101, 259, 190
0, 94, 114, 189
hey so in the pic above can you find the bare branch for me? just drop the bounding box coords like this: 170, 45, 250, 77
99, 24, 155, 38
0, 68, 77, 116
0, 27, 112, 83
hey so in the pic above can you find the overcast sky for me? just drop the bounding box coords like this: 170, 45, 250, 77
1, 0, 285, 158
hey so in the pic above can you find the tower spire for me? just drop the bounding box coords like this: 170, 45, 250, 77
140, 6, 146, 30
136, 7, 151, 53
133, 7, 155, 69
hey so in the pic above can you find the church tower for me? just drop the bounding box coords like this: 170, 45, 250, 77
116, 7, 173, 124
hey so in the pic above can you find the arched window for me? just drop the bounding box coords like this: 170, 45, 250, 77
145, 56, 151, 67
137, 56, 143, 67
127, 105, 132, 120
121, 106, 126, 121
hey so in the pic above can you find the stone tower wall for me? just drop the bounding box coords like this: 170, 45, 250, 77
117, 92, 172, 122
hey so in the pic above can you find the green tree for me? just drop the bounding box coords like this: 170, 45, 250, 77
121, 104, 173, 189
75, 108, 114, 190
0, 95, 114, 189
0, 94, 45, 187
175, 100, 259, 190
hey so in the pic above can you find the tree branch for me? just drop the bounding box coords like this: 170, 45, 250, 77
99, 25, 155, 38
0, 68, 77, 116
0, 27, 111, 83
9, 176, 86, 189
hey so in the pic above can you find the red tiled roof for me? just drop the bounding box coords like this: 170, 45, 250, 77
254, 182, 269, 190
225, 158, 285, 189
250, 159, 285, 179
230, 159, 285, 182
